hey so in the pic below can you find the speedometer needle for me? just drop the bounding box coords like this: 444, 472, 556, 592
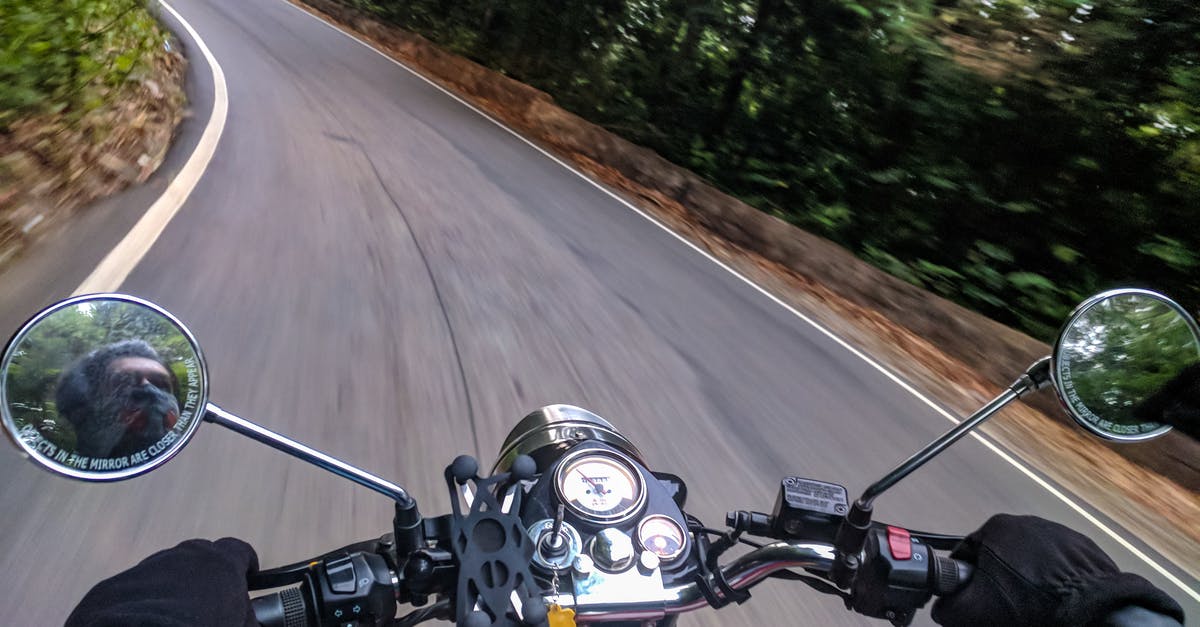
578, 471, 607, 495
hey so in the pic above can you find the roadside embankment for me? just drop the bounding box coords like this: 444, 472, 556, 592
0, 3, 187, 271
293, 0, 1198, 573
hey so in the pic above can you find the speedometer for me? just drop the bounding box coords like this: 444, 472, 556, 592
554, 450, 645, 522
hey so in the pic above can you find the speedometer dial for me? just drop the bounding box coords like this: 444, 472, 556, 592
554, 450, 645, 522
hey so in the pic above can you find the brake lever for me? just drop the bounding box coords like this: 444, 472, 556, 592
898, 527, 963, 552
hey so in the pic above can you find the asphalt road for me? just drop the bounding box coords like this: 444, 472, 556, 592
0, 0, 1195, 624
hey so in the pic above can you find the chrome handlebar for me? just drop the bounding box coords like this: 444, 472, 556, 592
562, 541, 837, 623
721, 541, 837, 590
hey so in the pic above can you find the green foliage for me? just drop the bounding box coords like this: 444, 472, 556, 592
1138, 236, 1198, 272
348, 0, 1198, 339
0, 0, 165, 127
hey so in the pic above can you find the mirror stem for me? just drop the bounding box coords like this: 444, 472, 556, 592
204, 403, 416, 508
859, 357, 1051, 508
831, 358, 1052, 588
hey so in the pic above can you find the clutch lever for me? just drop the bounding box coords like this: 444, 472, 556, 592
249, 535, 394, 589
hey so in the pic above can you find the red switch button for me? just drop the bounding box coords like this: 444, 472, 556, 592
887, 526, 912, 560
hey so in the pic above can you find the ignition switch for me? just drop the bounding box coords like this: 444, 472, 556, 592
527, 517, 582, 571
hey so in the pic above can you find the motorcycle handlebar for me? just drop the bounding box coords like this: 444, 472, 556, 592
250, 539, 972, 626
717, 539, 973, 597
566, 540, 973, 623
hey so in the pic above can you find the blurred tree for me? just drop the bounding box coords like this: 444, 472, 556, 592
0, 0, 164, 127
311, 0, 1200, 339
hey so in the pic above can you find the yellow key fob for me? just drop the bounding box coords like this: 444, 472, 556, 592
547, 603, 576, 627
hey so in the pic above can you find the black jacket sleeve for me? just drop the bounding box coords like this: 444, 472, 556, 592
1098, 606, 1184, 627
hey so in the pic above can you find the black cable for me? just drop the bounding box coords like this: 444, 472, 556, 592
688, 520, 844, 608
393, 599, 451, 626
690, 528, 724, 608
769, 570, 850, 601
692, 526, 765, 550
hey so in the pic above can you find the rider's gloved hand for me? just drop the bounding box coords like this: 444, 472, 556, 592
65, 537, 258, 627
931, 515, 1183, 627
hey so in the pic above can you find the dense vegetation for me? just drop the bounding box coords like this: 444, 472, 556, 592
346, 0, 1198, 340
0, 0, 166, 128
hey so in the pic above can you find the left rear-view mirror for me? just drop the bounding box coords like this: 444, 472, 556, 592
0, 294, 208, 480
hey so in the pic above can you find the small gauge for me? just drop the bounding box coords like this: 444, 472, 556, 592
637, 515, 687, 562
555, 450, 645, 522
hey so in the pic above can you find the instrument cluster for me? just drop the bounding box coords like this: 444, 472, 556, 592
521, 442, 696, 598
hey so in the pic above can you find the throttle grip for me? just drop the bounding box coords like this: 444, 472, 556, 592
931, 554, 974, 596
252, 587, 310, 627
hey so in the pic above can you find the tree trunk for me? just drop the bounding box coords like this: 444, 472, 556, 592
709, 0, 777, 138
673, 2, 709, 70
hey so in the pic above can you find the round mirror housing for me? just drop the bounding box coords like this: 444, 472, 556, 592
1053, 289, 1200, 442
0, 294, 208, 480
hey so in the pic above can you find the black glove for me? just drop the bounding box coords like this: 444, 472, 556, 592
65, 538, 259, 627
931, 515, 1183, 627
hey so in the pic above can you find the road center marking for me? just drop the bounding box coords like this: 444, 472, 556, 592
74, 0, 228, 295
275, 0, 1198, 600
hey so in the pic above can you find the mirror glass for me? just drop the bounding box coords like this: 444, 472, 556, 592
0, 294, 208, 480
1054, 289, 1200, 441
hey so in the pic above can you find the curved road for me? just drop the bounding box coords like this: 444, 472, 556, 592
0, 0, 1194, 624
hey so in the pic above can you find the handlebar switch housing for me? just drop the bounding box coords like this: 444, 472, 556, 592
850, 527, 934, 626
310, 552, 397, 626
770, 477, 849, 544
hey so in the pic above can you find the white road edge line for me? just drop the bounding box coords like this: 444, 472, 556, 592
74, 0, 229, 296
277, 0, 1199, 600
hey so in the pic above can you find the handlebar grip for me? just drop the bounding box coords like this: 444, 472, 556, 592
252, 587, 310, 627
931, 554, 974, 596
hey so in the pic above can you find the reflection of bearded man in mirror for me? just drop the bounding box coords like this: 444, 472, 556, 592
56, 340, 181, 458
